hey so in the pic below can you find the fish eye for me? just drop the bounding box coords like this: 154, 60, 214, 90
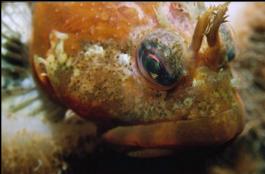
137, 30, 185, 90
220, 24, 237, 62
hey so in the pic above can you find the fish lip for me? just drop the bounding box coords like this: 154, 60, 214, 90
102, 106, 245, 148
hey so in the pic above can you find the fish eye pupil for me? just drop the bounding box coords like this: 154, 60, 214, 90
144, 54, 160, 74
227, 47, 235, 61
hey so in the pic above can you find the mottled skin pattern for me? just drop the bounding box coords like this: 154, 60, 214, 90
30, 2, 244, 157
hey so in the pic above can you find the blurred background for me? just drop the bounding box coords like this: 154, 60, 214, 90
1, 2, 265, 174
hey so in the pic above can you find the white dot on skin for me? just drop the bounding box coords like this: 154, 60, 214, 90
84, 44, 105, 57
118, 53, 130, 66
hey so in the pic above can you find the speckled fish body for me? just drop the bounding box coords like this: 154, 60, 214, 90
30, 2, 244, 156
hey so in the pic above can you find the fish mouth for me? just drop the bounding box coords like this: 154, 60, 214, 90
102, 105, 244, 149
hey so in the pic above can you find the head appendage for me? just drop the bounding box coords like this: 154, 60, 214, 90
205, 3, 229, 47
190, 3, 230, 53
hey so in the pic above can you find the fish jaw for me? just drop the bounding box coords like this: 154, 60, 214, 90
102, 97, 244, 152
